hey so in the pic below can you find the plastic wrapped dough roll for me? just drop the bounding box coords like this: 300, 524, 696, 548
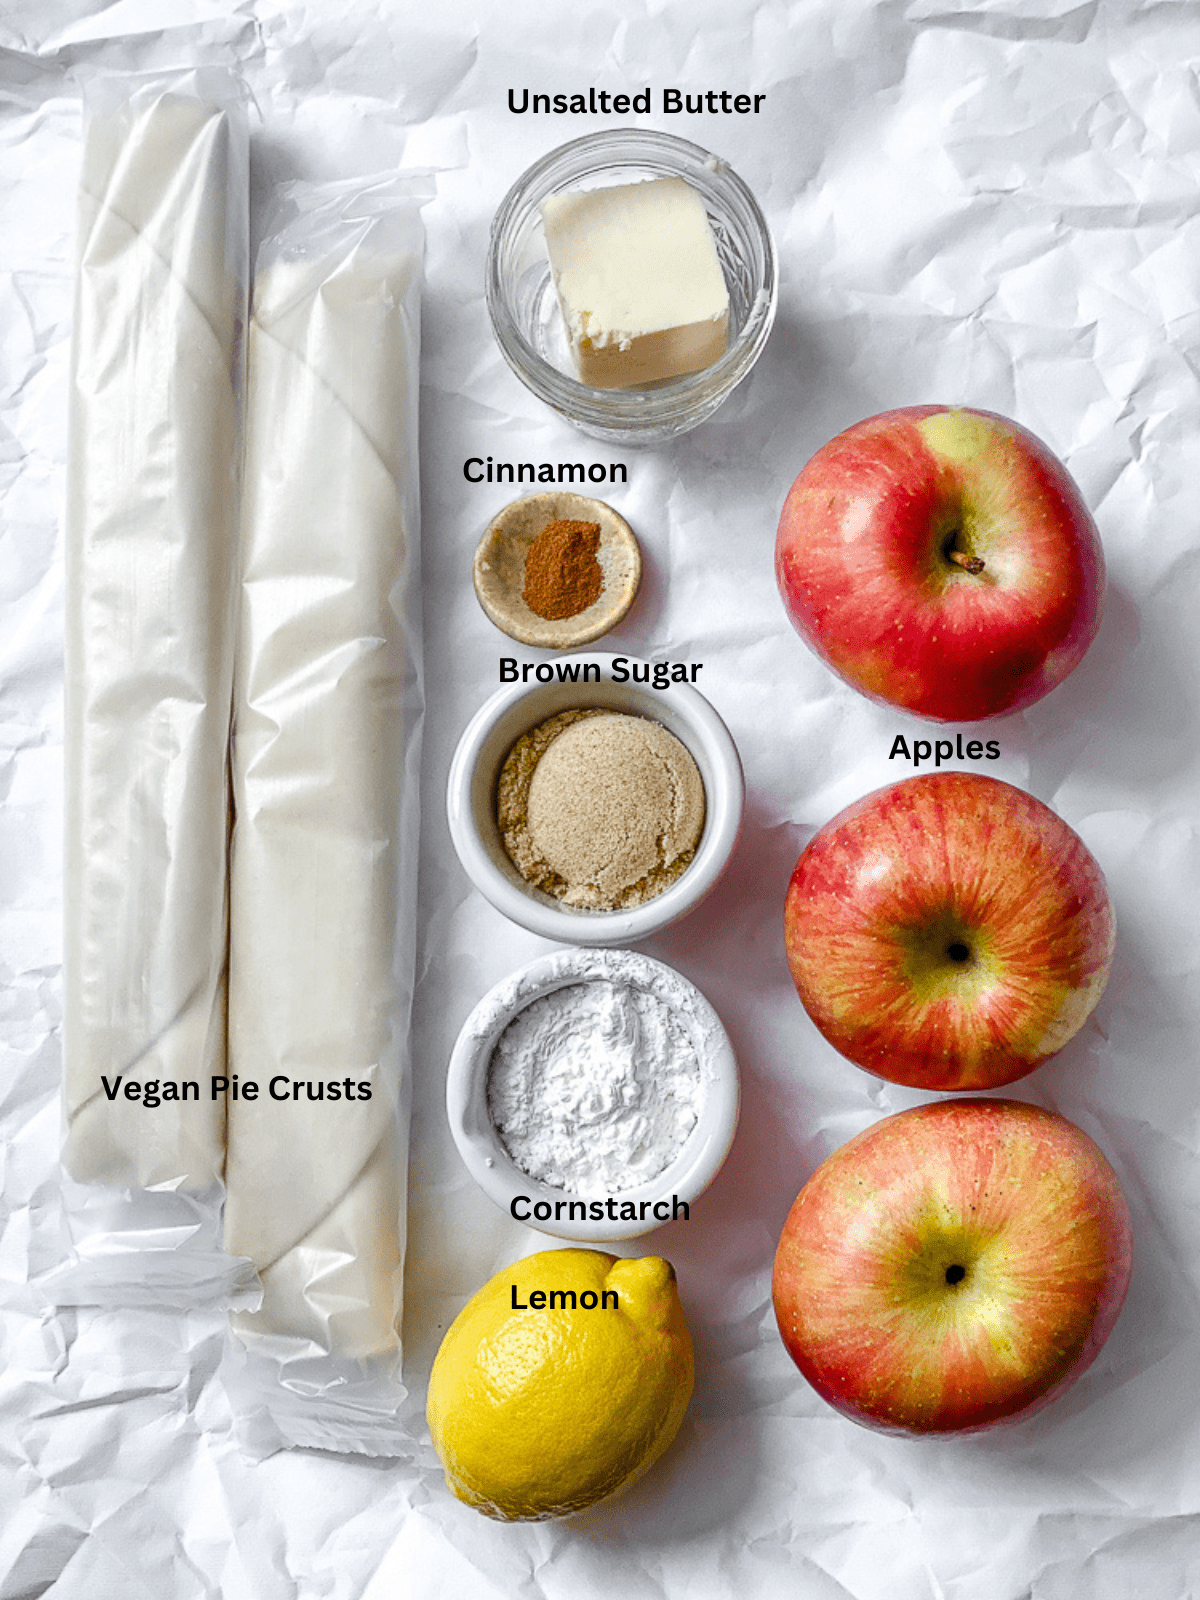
63, 73, 248, 1190
224, 190, 423, 1367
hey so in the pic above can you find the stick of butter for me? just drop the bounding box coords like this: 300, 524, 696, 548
542, 176, 729, 389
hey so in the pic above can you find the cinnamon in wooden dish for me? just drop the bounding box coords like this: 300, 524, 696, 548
522, 518, 603, 620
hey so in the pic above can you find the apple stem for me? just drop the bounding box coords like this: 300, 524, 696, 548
947, 549, 985, 576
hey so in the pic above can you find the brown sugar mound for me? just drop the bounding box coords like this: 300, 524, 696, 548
497, 709, 706, 911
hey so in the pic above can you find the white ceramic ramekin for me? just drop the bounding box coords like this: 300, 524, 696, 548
446, 947, 739, 1243
445, 652, 744, 945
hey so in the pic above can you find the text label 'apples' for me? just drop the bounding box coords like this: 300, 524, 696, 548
775, 405, 1105, 722
772, 1098, 1133, 1435
784, 771, 1115, 1092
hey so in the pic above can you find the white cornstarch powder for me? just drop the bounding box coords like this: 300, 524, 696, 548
487, 979, 703, 1194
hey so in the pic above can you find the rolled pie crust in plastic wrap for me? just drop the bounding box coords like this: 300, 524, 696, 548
224, 192, 424, 1374
63, 74, 248, 1191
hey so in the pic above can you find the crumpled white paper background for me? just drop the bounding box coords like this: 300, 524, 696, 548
3, 1, 1199, 1595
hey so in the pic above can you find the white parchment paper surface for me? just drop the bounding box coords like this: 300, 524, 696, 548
2, 1, 1199, 1595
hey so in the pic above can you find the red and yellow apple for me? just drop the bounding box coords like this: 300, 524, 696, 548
784, 771, 1115, 1091
775, 406, 1105, 721
772, 1098, 1133, 1435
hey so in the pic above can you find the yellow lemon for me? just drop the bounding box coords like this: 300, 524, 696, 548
427, 1248, 693, 1521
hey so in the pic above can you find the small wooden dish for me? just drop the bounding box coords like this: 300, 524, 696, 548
472, 490, 641, 649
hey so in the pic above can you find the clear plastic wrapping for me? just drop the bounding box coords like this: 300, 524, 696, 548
222, 181, 424, 1452
62, 70, 249, 1199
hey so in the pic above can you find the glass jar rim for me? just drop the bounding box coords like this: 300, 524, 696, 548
486, 128, 778, 435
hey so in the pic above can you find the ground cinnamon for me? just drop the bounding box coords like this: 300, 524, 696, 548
523, 518, 604, 620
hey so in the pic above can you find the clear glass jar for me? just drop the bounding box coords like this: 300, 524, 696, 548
487, 129, 778, 446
